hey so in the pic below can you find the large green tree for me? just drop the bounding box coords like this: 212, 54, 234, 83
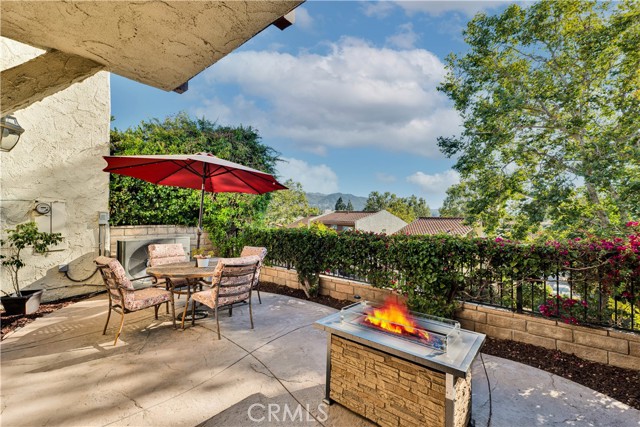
264, 179, 319, 227
364, 191, 431, 223
438, 0, 639, 238
109, 113, 280, 252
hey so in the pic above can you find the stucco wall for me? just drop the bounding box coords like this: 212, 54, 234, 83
357, 210, 407, 234
1, 38, 110, 302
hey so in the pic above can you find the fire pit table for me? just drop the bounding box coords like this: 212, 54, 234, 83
314, 300, 485, 427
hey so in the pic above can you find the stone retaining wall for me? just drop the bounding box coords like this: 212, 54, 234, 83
261, 266, 640, 371
456, 302, 640, 371
260, 265, 403, 304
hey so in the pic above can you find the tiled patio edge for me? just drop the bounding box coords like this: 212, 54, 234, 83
261, 266, 640, 372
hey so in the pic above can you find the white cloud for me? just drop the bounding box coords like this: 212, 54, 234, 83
277, 157, 339, 193
361, 1, 396, 18
396, 1, 509, 17
407, 169, 460, 207
295, 6, 313, 30
200, 37, 461, 157
376, 172, 397, 183
407, 169, 460, 193
386, 23, 419, 49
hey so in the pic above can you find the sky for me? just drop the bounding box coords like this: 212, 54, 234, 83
111, 1, 513, 209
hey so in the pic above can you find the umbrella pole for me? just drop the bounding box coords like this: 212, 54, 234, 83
197, 183, 205, 250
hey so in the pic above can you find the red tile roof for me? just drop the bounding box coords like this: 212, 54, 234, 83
397, 217, 473, 236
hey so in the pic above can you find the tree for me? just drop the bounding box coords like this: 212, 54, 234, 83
346, 200, 354, 211
334, 197, 346, 211
364, 191, 431, 223
1, 222, 63, 296
264, 179, 319, 227
439, 183, 470, 217
438, 0, 640, 238
109, 113, 280, 253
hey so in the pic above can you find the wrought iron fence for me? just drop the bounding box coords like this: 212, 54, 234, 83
269, 260, 638, 332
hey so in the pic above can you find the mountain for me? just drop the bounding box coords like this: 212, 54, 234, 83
306, 192, 368, 212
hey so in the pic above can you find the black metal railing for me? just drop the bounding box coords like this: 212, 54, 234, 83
267, 260, 638, 332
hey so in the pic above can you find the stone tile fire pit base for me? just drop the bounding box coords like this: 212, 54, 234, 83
329, 336, 471, 427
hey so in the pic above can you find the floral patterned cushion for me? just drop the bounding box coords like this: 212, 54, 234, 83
95, 256, 134, 291
124, 287, 172, 311
192, 284, 252, 308
240, 246, 267, 288
192, 255, 260, 308
148, 244, 187, 267
96, 256, 172, 312
209, 255, 261, 284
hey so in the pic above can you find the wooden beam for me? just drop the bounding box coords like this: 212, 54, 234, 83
1, 49, 104, 116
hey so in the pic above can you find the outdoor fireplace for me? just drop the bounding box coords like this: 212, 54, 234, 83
314, 300, 485, 427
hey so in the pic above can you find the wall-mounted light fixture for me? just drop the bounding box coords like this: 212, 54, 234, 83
0, 115, 25, 152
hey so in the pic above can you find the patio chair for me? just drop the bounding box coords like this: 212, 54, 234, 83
240, 246, 267, 304
190, 255, 260, 339
95, 256, 175, 345
148, 244, 191, 286
148, 243, 193, 307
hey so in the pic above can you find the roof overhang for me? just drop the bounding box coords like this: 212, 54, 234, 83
1, 0, 302, 115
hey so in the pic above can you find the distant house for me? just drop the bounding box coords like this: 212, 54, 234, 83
397, 217, 479, 237
287, 215, 320, 228
288, 210, 407, 234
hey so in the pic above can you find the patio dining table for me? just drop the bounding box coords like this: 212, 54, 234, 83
146, 260, 219, 329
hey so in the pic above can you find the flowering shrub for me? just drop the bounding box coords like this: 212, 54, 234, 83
241, 222, 640, 327
539, 295, 588, 325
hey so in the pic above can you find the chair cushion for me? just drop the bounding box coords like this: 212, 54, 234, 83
125, 287, 172, 312
95, 256, 134, 291
191, 284, 252, 308
240, 246, 267, 259
240, 247, 267, 288
148, 244, 187, 267
210, 255, 261, 284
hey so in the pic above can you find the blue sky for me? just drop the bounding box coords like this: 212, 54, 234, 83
111, 1, 512, 208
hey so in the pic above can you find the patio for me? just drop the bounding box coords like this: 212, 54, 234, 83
1, 292, 638, 426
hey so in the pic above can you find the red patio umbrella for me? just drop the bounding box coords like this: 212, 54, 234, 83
103, 153, 287, 248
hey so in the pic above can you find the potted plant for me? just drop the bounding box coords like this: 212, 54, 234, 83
192, 248, 214, 267
1, 221, 63, 315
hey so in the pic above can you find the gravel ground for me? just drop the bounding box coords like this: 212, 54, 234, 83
3, 284, 638, 410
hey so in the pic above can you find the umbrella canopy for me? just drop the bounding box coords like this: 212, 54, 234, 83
103, 153, 287, 247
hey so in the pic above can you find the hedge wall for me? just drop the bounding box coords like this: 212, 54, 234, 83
241, 223, 640, 329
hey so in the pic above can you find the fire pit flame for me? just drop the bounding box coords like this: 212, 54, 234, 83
362, 299, 431, 344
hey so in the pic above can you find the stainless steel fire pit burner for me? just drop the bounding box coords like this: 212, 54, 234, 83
340, 300, 461, 353
314, 301, 486, 427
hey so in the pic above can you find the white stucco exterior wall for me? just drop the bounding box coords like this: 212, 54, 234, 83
356, 210, 407, 235
1, 38, 110, 301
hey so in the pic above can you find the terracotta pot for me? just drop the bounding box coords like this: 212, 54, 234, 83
1, 289, 45, 316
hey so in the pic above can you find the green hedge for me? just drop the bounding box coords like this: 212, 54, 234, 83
240, 224, 640, 328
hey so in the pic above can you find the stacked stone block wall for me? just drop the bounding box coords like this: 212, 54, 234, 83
330, 335, 453, 427
260, 265, 403, 304
262, 266, 640, 371
456, 302, 640, 371
109, 225, 211, 257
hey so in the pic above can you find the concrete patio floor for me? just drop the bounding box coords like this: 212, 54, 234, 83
1, 292, 638, 427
